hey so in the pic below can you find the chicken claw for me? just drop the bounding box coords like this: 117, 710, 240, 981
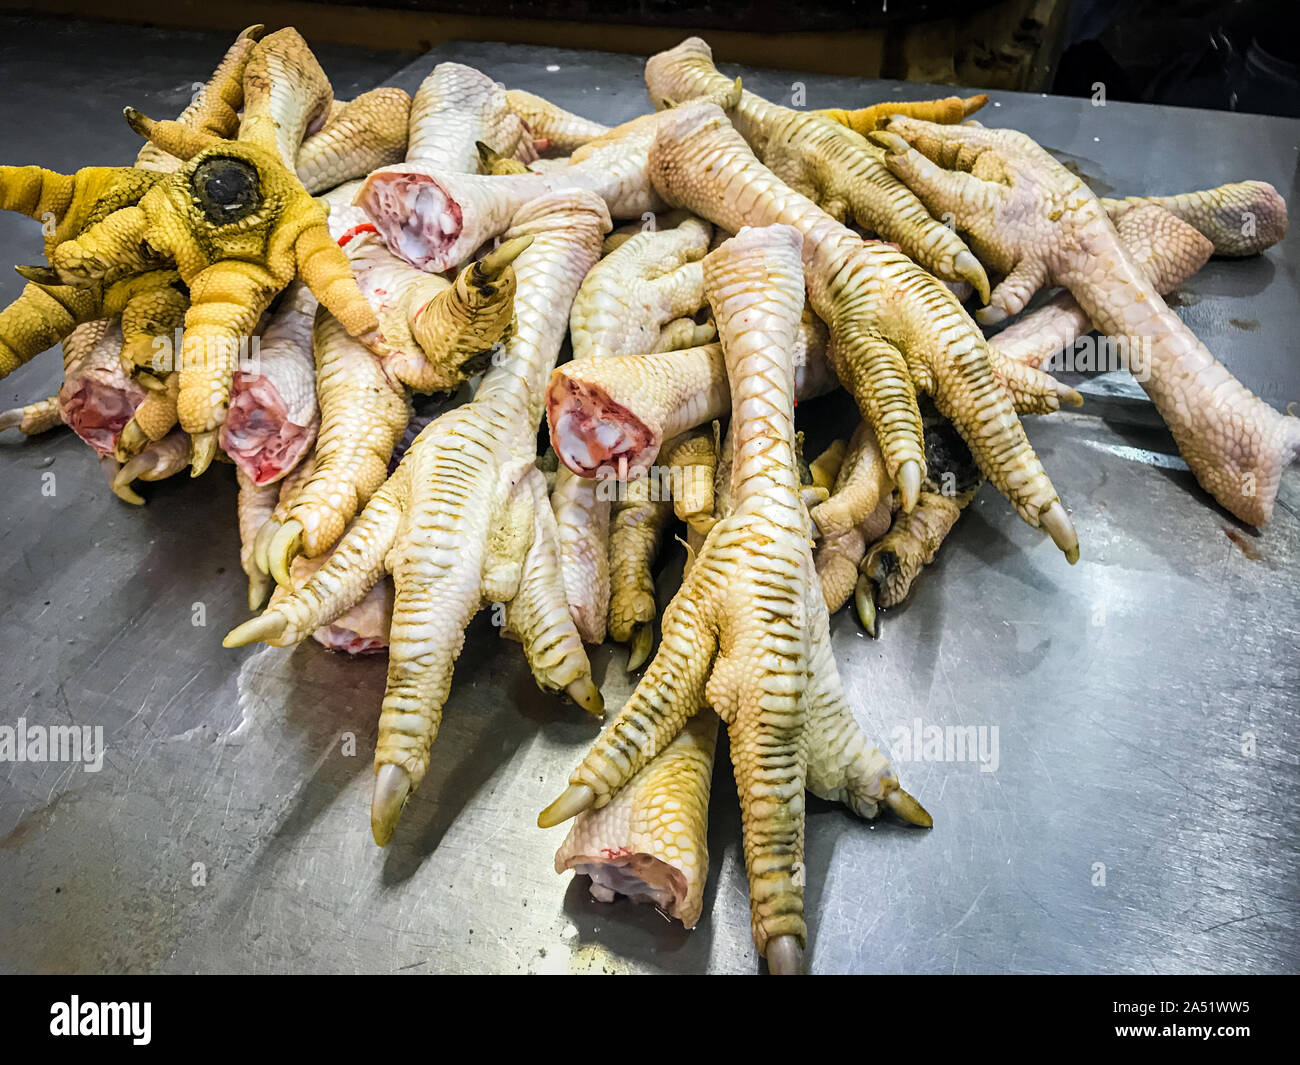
227, 190, 610, 844
875, 117, 1299, 525
541, 224, 926, 970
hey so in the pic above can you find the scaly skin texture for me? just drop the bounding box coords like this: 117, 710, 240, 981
665, 426, 718, 534
554, 214, 713, 643
606, 429, 714, 666
644, 39, 988, 291
274, 552, 395, 654
540, 225, 929, 972
505, 89, 610, 153
0, 278, 104, 379
258, 199, 526, 582
1101, 179, 1287, 258
991, 203, 1213, 369
0, 27, 259, 382
875, 117, 1300, 525
221, 281, 320, 485
398, 236, 530, 393
325, 183, 526, 396
646, 101, 1078, 561
110, 269, 189, 370
134, 25, 262, 174
0, 166, 163, 378
239, 28, 333, 170
226, 191, 609, 846
555, 710, 718, 927
408, 63, 536, 172
809, 418, 893, 539
0, 395, 62, 435
80, 29, 380, 458
296, 88, 412, 194
270, 303, 410, 563
65, 129, 380, 451
606, 472, 673, 655
816, 93, 987, 136
814, 500, 892, 616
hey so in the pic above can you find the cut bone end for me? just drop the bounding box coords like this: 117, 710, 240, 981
355, 168, 465, 272
546, 375, 658, 477
564, 854, 694, 926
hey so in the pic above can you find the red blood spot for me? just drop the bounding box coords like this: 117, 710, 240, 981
599, 846, 632, 859
338, 222, 378, 248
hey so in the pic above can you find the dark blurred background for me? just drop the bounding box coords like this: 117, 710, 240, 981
4, 0, 1298, 115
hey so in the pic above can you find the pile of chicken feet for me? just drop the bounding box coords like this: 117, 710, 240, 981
2, 28, 1293, 974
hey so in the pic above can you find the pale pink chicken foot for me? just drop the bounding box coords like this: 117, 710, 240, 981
876, 118, 1300, 526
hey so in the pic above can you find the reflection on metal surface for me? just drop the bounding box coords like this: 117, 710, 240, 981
1079, 439, 1191, 471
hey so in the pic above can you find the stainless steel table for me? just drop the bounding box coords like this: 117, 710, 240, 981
1, 21, 1296, 975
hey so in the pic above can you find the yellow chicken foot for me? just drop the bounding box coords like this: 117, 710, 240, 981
541, 224, 928, 972
817, 93, 987, 135
646, 101, 1076, 559
644, 38, 987, 291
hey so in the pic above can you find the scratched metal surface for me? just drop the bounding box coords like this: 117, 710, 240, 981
1, 25, 1297, 975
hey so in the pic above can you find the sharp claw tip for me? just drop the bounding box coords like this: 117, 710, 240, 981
626, 623, 654, 672
268, 519, 305, 587
1040, 501, 1079, 564
189, 431, 218, 477
765, 935, 804, 975
537, 784, 595, 828
955, 251, 991, 303
247, 574, 272, 612
565, 677, 604, 717
370, 764, 412, 846
885, 786, 933, 828
896, 460, 922, 512
866, 129, 908, 154
853, 574, 878, 637
222, 612, 287, 648
477, 234, 534, 278
15, 264, 60, 285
